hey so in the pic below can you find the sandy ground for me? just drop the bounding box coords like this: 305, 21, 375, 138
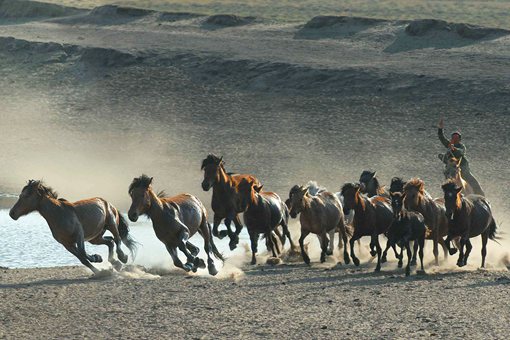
1, 1, 510, 338
0, 263, 509, 339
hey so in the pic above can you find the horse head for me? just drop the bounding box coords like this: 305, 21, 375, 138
9, 180, 58, 220
403, 178, 425, 210
442, 180, 462, 221
444, 156, 462, 180
390, 191, 405, 219
288, 185, 309, 218
201, 154, 224, 191
128, 174, 154, 222
340, 182, 361, 215
359, 170, 376, 194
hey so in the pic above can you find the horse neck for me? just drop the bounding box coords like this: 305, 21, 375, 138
367, 179, 379, 197
38, 195, 68, 229
214, 165, 233, 191
353, 193, 369, 218
299, 194, 314, 218
146, 190, 166, 222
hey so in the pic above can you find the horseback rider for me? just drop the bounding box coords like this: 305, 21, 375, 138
437, 118, 485, 196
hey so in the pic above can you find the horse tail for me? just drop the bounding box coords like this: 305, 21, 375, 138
118, 214, 139, 259
208, 222, 225, 262
488, 218, 500, 243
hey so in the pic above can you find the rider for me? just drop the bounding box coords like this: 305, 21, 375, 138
437, 118, 485, 196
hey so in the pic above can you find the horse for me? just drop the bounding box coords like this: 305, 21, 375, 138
237, 179, 293, 264
9, 180, 137, 274
128, 175, 224, 275
444, 157, 474, 196
359, 170, 388, 198
381, 177, 407, 264
341, 183, 393, 271
287, 184, 350, 265
389, 192, 426, 276
441, 181, 498, 267
403, 178, 450, 265
201, 154, 261, 250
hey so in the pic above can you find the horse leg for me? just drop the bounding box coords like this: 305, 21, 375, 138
249, 231, 259, 265
64, 243, 99, 274
340, 225, 350, 265
199, 220, 218, 275
480, 232, 488, 268
457, 237, 466, 267
381, 239, 391, 263
350, 234, 361, 266
405, 242, 412, 276
463, 238, 473, 266
267, 231, 279, 258
439, 237, 450, 260
186, 241, 200, 257
432, 229, 440, 266
274, 226, 286, 247
233, 214, 244, 237
396, 244, 403, 268
224, 216, 239, 251
213, 215, 225, 239
166, 244, 189, 272
106, 224, 128, 264
280, 219, 295, 249
326, 229, 335, 256
299, 230, 311, 265
410, 241, 418, 266
320, 231, 329, 263
371, 234, 382, 272
89, 235, 122, 271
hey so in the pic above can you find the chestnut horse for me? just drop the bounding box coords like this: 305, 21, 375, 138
288, 184, 350, 265
341, 183, 393, 272
128, 175, 223, 275
442, 181, 498, 267
237, 179, 293, 264
403, 178, 449, 265
201, 154, 261, 250
9, 180, 137, 274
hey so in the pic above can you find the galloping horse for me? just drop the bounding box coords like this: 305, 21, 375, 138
201, 154, 261, 250
381, 177, 407, 263
237, 179, 293, 264
403, 178, 449, 265
444, 157, 474, 196
442, 181, 498, 267
388, 192, 426, 276
128, 175, 223, 275
9, 180, 137, 274
359, 170, 388, 197
288, 184, 350, 265
341, 183, 393, 272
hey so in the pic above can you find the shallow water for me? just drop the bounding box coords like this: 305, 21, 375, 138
0, 209, 250, 269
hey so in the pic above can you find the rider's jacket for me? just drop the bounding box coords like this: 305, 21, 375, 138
438, 128, 469, 168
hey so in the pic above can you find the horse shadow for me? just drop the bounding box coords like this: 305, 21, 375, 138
0, 276, 98, 290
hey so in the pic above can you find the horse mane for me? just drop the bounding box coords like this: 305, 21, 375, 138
403, 178, 425, 194
371, 196, 389, 204
340, 182, 358, 195
26, 180, 58, 199
156, 190, 167, 198
289, 184, 302, 196
441, 179, 460, 192
129, 174, 153, 194
201, 153, 222, 170
305, 181, 327, 196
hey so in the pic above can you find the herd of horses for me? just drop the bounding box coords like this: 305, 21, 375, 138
7, 153, 499, 277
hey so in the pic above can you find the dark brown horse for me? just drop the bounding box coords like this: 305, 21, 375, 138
403, 178, 449, 265
340, 183, 393, 272
381, 177, 407, 264
288, 184, 350, 265
237, 179, 293, 264
359, 170, 388, 198
201, 154, 261, 250
442, 181, 498, 267
9, 180, 137, 274
128, 175, 223, 275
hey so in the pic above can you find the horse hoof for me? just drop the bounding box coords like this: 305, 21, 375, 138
353, 258, 360, 266
92, 254, 103, 263
374, 266, 381, 272
398, 261, 403, 269
405, 270, 410, 277
456, 261, 465, 268
190, 248, 199, 257
208, 265, 218, 276
381, 256, 387, 263
118, 253, 128, 264
193, 257, 206, 269
370, 250, 377, 257
183, 263, 193, 272
112, 261, 123, 271
449, 248, 458, 256
320, 255, 326, 263
410, 261, 417, 267
416, 270, 426, 275
303, 257, 311, 265
251, 259, 257, 265
218, 230, 228, 239
344, 256, 350, 265
326, 249, 333, 256
229, 241, 238, 251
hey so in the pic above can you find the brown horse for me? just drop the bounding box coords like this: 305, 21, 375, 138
288, 184, 350, 265
201, 154, 261, 250
237, 179, 293, 264
340, 183, 393, 272
442, 181, 498, 267
403, 178, 449, 265
444, 157, 474, 196
128, 175, 223, 275
9, 180, 137, 274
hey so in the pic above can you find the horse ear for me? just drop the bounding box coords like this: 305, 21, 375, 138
371, 171, 377, 177
456, 187, 462, 194
254, 185, 263, 192
149, 177, 153, 184
219, 156, 224, 164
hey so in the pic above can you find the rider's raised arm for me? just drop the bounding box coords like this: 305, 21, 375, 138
438, 128, 450, 148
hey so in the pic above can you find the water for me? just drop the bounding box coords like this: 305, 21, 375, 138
0, 209, 251, 269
